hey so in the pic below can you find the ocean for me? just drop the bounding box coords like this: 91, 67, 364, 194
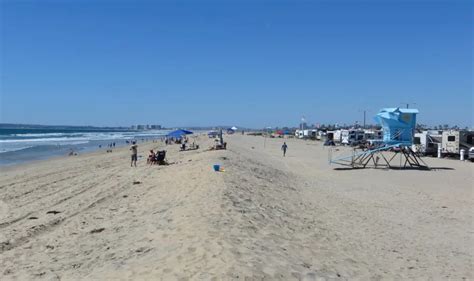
0, 128, 169, 166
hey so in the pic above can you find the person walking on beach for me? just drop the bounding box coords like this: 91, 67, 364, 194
281, 142, 288, 157
130, 141, 138, 167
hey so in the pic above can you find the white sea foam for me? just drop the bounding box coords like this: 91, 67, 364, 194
0, 137, 90, 143
0, 146, 35, 154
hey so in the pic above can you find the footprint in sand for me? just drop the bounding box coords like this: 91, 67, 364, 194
0, 201, 9, 220
188, 247, 196, 253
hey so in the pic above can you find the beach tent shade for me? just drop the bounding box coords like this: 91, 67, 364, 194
167, 129, 193, 138
231, 126, 238, 130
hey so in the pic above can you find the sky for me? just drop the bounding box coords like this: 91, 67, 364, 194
1, 0, 472, 128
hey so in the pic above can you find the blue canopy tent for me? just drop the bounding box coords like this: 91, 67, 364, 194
167, 129, 193, 139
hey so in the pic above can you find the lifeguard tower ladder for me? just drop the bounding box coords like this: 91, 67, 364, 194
329, 108, 429, 170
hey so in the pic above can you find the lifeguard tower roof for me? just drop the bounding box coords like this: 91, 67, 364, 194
380, 108, 419, 114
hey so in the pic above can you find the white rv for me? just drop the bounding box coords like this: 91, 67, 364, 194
341, 130, 350, 145
441, 130, 474, 157
295, 129, 318, 139
332, 130, 343, 144
303, 129, 318, 139
316, 130, 325, 140
348, 129, 365, 146
412, 131, 442, 156
295, 130, 304, 139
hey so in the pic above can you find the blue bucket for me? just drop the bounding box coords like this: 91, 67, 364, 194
213, 164, 220, 172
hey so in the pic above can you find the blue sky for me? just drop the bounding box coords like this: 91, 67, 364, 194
1, 0, 472, 128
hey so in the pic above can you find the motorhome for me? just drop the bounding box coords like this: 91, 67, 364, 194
304, 129, 318, 139
316, 130, 325, 140
348, 129, 365, 146
340, 130, 350, 145
412, 131, 442, 156
326, 131, 335, 141
295, 129, 318, 139
332, 130, 343, 144
441, 130, 474, 157
295, 130, 304, 139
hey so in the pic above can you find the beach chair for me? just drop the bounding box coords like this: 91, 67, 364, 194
155, 150, 167, 165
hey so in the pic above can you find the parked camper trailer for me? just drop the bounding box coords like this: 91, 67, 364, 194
295, 130, 304, 139
340, 130, 350, 145
441, 130, 474, 157
348, 129, 365, 146
363, 130, 383, 141
306, 129, 318, 139
469, 147, 474, 161
332, 130, 343, 144
412, 131, 441, 156
316, 130, 325, 140
295, 129, 318, 139
326, 131, 335, 141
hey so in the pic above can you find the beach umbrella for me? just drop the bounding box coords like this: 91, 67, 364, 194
231, 126, 238, 131
167, 129, 193, 138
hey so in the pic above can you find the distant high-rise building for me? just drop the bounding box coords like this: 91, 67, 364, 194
137, 125, 145, 130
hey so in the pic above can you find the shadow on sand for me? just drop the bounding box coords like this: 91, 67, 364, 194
333, 167, 454, 171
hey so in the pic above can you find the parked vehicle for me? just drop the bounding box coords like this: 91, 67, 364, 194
469, 147, 474, 161
332, 130, 343, 144
347, 129, 365, 146
341, 130, 350, 145
326, 131, 335, 142
412, 131, 442, 156
441, 130, 474, 157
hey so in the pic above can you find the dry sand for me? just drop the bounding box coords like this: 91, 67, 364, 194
0, 134, 472, 280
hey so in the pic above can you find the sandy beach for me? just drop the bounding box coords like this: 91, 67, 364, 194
0, 134, 472, 280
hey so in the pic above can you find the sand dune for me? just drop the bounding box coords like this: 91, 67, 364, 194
1, 135, 472, 280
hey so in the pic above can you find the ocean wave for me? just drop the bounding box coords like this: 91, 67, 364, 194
11, 133, 80, 137
0, 137, 90, 143
0, 146, 35, 154
0, 131, 168, 145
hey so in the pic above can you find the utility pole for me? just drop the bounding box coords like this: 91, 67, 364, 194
363, 110, 366, 129
359, 109, 368, 129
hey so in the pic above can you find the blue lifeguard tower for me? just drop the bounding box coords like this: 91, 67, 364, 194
329, 108, 429, 169
374, 108, 418, 145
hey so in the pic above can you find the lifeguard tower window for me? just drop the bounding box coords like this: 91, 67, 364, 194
414, 137, 421, 144
448, 136, 456, 142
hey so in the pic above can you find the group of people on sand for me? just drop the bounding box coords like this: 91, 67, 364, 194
129, 138, 289, 168
165, 136, 188, 145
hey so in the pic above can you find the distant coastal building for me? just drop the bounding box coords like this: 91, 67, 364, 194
130, 124, 161, 130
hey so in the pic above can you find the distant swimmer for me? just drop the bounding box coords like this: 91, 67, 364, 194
130, 141, 138, 167
281, 142, 288, 157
